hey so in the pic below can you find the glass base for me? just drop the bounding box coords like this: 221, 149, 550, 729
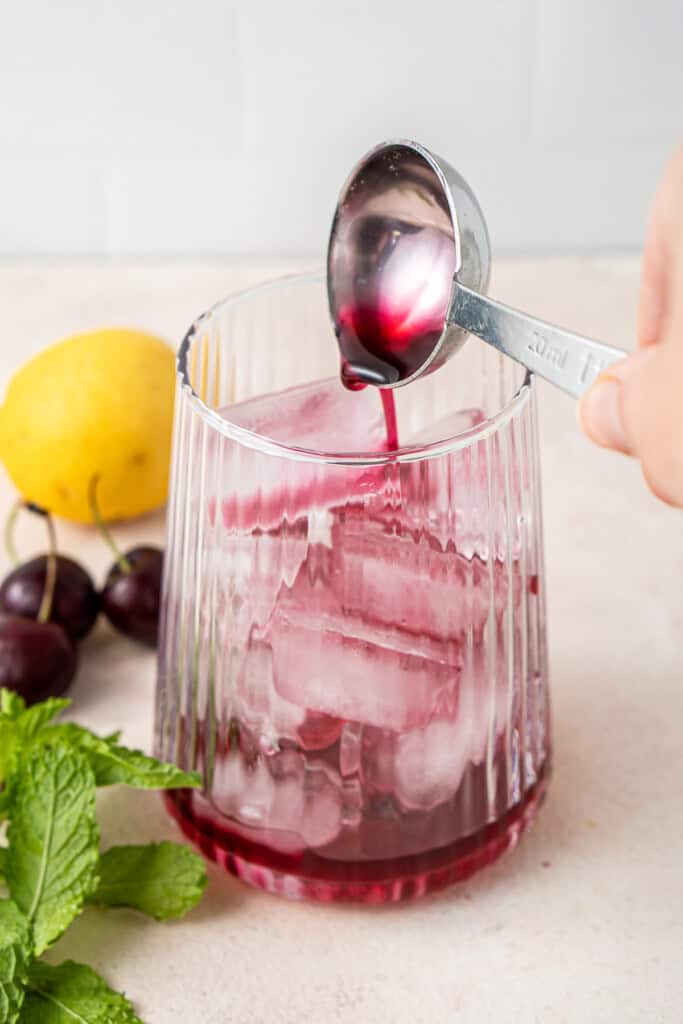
164, 767, 548, 904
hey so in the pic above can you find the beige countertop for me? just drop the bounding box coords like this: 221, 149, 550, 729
0, 258, 681, 1023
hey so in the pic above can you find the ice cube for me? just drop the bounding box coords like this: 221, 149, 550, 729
358, 669, 469, 812
329, 507, 512, 641
269, 749, 343, 849
210, 753, 306, 855
237, 640, 342, 752
236, 640, 305, 751
210, 524, 311, 689
225, 377, 387, 452
212, 517, 312, 635
408, 407, 486, 447
269, 621, 458, 733
356, 641, 512, 809
210, 747, 344, 851
264, 562, 461, 732
265, 545, 464, 730
393, 718, 470, 811
211, 752, 275, 825
215, 378, 389, 532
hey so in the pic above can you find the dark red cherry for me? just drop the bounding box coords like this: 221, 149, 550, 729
0, 555, 99, 641
101, 546, 163, 647
0, 614, 78, 705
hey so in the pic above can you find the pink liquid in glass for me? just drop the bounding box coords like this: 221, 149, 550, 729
163, 374, 549, 902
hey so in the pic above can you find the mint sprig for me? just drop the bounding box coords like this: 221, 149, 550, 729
21, 962, 143, 1024
0, 689, 205, 1023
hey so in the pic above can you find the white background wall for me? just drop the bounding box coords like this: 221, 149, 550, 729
1, 0, 681, 258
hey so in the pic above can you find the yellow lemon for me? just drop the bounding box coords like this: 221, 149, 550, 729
0, 328, 176, 524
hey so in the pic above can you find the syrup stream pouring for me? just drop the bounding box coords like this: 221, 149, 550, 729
327, 139, 625, 397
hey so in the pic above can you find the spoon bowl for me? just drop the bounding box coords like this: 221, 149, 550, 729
328, 139, 624, 397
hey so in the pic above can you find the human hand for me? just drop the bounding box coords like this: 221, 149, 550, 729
579, 144, 683, 507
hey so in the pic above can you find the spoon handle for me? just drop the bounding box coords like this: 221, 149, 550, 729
447, 282, 625, 398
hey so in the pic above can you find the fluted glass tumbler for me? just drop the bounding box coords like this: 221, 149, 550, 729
155, 273, 550, 903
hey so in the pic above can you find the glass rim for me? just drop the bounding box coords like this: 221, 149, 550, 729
177, 271, 534, 466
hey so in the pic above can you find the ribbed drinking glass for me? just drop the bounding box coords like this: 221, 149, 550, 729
155, 272, 550, 903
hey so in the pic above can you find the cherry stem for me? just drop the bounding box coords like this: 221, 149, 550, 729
88, 475, 132, 574
37, 509, 58, 624
4, 500, 23, 565
4, 499, 58, 623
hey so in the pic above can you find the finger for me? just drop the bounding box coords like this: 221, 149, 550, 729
578, 348, 656, 455
579, 344, 683, 507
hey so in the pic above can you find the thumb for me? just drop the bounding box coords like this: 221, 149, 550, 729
579, 344, 683, 507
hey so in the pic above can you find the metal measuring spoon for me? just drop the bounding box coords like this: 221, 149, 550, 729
327, 139, 624, 396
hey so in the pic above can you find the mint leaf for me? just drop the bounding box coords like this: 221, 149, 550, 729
20, 961, 142, 1024
0, 696, 69, 787
88, 740, 200, 790
89, 842, 207, 921
16, 701, 70, 742
0, 695, 24, 721
0, 707, 198, 793
0, 900, 31, 1024
43, 726, 200, 790
6, 744, 99, 954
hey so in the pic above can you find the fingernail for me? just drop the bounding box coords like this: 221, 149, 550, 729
579, 379, 630, 452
